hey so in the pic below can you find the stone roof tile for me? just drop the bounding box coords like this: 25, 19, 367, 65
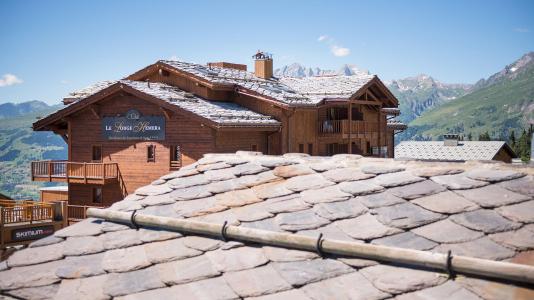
1, 153, 533, 299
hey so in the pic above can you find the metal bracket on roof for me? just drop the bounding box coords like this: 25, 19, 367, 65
221, 221, 229, 242
130, 210, 140, 230
446, 250, 456, 279
316, 233, 325, 258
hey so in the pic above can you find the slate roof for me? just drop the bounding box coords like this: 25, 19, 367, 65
279, 75, 376, 103
159, 60, 315, 106
395, 141, 514, 161
121, 80, 280, 127
62, 61, 389, 109
63, 80, 116, 103
1, 152, 533, 299
53, 80, 280, 128
386, 120, 408, 131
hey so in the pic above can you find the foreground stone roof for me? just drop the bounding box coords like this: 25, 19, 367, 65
1, 153, 533, 299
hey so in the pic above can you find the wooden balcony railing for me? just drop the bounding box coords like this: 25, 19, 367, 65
67, 205, 106, 223
318, 120, 380, 136
31, 161, 119, 184
0, 201, 54, 225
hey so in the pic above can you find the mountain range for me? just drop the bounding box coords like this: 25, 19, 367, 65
275, 63, 473, 124
275, 52, 534, 140
274, 63, 370, 78
0, 102, 66, 199
406, 52, 534, 141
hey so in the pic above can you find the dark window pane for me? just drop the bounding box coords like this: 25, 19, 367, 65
92, 145, 102, 162
92, 187, 102, 204
147, 145, 156, 162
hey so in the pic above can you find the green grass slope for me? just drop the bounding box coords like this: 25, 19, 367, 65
0, 104, 67, 199
404, 64, 534, 141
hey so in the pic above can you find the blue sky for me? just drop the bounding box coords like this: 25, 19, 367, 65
1, 0, 533, 105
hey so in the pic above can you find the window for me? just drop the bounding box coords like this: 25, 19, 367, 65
251, 144, 258, 151
308, 143, 313, 155
92, 187, 102, 204
170, 145, 181, 169
326, 107, 348, 120
298, 144, 304, 153
352, 107, 364, 121
327, 143, 348, 156
147, 145, 156, 162
92, 145, 102, 162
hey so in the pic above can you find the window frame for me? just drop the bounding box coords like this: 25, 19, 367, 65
92, 187, 103, 204
170, 145, 182, 170
91, 145, 102, 162
147, 145, 156, 162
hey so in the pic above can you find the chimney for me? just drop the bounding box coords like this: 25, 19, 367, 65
443, 134, 459, 146
252, 50, 273, 79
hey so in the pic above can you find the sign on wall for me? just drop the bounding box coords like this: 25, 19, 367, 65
11, 225, 55, 242
102, 109, 165, 141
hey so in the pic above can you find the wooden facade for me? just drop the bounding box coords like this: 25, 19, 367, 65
32, 55, 402, 206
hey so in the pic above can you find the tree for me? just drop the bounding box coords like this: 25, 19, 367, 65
467, 132, 472, 141
517, 129, 531, 162
509, 130, 517, 153
478, 131, 491, 141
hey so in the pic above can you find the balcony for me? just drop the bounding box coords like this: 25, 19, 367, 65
31, 160, 119, 184
67, 204, 107, 224
318, 120, 380, 137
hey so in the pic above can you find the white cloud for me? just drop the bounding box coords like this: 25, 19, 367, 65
514, 27, 530, 33
169, 55, 181, 61
331, 45, 350, 57
60, 79, 69, 84
317, 35, 351, 57
0, 74, 23, 87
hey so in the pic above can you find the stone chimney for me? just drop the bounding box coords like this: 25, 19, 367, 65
252, 50, 273, 79
443, 134, 459, 146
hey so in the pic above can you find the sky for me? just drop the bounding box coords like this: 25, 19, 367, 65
0, 0, 533, 105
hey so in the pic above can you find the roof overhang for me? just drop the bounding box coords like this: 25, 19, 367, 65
350, 76, 399, 107
33, 82, 281, 132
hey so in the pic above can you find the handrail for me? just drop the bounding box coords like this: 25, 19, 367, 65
318, 120, 380, 135
67, 204, 107, 222
0, 203, 54, 225
31, 161, 119, 182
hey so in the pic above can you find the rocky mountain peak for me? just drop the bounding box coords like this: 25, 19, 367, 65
473, 51, 534, 90
274, 63, 368, 78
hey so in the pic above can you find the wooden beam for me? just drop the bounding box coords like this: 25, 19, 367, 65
160, 107, 172, 120
89, 105, 100, 119
367, 90, 379, 101
349, 100, 381, 106
348, 102, 352, 154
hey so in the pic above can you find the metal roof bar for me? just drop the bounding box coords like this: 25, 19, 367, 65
87, 208, 534, 286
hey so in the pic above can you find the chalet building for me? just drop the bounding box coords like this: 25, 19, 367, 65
395, 134, 516, 163
31, 52, 406, 207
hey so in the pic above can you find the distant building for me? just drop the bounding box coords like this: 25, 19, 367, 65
30, 51, 406, 207
395, 134, 516, 163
